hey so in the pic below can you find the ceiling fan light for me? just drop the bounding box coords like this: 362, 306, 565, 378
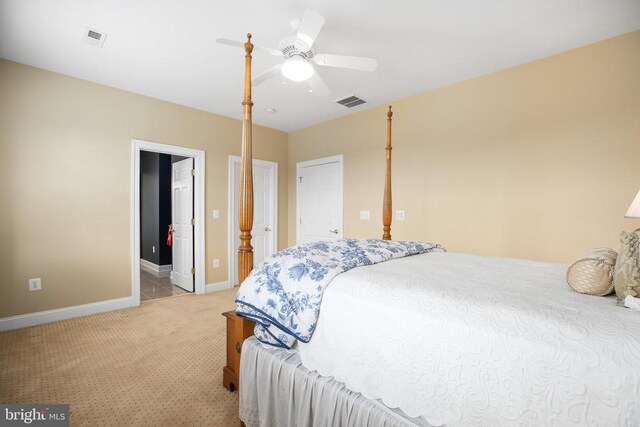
281, 57, 314, 82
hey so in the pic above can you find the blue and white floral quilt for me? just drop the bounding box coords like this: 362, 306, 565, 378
235, 238, 445, 348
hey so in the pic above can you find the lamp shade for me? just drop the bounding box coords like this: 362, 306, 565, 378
625, 190, 640, 218
281, 57, 314, 82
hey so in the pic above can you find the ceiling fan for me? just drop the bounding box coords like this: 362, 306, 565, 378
216, 10, 378, 96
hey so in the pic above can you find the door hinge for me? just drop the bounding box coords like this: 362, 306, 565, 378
191, 218, 195, 225
191, 267, 196, 275
299, 218, 302, 224
299, 176, 303, 183
191, 169, 195, 176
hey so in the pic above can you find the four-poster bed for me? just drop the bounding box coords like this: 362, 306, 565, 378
224, 34, 640, 427
223, 33, 393, 391
223, 34, 398, 389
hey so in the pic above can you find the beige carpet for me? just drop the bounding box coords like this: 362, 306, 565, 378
0, 289, 240, 426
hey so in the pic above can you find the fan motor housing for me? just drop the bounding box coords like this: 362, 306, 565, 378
279, 36, 314, 60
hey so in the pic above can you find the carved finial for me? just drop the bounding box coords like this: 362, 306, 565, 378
387, 105, 393, 118
244, 33, 254, 55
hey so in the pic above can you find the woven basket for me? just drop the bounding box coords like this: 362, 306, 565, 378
566, 248, 617, 296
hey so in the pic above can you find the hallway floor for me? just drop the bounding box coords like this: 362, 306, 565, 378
140, 270, 190, 302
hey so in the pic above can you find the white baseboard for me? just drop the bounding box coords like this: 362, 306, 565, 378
140, 259, 172, 278
206, 281, 231, 293
0, 296, 133, 332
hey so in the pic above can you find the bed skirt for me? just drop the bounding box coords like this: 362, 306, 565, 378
239, 336, 434, 427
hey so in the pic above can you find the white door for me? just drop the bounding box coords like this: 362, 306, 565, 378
230, 157, 278, 286
297, 156, 343, 245
171, 158, 194, 291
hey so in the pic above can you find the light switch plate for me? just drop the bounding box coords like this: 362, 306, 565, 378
396, 210, 405, 220
213, 259, 220, 268
359, 210, 370, 220
213, 210, 220, 219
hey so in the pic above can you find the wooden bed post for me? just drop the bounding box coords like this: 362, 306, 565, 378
238, 33, 255, 285
237, 33, 255, 337
223, 34, 255, 396
382, 105, 393, 240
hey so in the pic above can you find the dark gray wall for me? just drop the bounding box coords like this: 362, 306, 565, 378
140, 151, 160, 264
171, 155, 188, 164
158, 154, 172, 266
140, 151, 172, 266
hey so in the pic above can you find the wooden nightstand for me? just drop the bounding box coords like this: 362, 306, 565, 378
222, 310, 254, 392
222, 310, 240, 391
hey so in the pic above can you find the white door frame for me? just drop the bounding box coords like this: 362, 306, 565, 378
296, 155, 344, 245
228, 156, 278, 287
131, 139, 206, 307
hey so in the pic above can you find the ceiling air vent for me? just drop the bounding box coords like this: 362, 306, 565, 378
83, 28, 107, 48
334, 94, 366, 108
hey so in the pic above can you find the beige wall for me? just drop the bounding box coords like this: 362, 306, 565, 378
288, 31, 640, 263
2, 31, 639, 318
0, 59, 288, 318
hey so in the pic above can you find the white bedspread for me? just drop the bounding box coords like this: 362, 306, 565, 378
296, 252, 640, 426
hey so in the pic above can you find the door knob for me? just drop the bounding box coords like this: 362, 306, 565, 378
329, 229, 338, 234
264, 227, 271, 232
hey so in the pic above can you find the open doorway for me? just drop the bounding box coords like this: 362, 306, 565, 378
139, 151, 193, 301
131, 139, 206, 307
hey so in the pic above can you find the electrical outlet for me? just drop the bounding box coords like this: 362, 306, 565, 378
213, 210, 220, 219
359, 210, 370, 220
152, 246, 156, 253
213, 259, 220, 268
396, 210, 405, 221
29, 278, 42, 291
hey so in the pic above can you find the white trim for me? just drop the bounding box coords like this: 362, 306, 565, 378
206, 281, 231, 293
0, 297, 133, 332
296, 155, 344, 245
228, 156, 278, 288
139, 259, 172, 277
296, 154, 344, 170
131, 139, 206, 308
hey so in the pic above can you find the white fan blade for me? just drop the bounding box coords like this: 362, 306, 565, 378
253, 64, 282, 86
294, 10, 325, 51
313, 54, 378, 72
308, 72, 329, 97
216, 38, 281, 56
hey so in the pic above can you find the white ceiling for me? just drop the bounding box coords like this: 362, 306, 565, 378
1, 0, 638, 132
